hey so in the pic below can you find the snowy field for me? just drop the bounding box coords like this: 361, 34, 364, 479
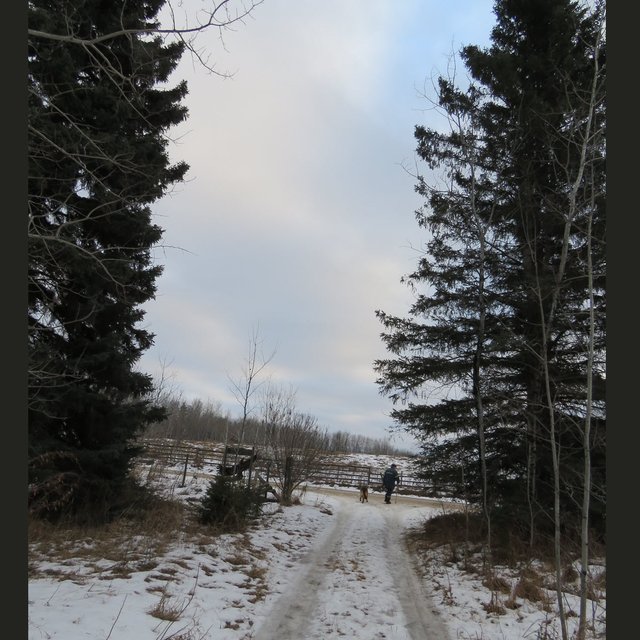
28, 453, 606, 639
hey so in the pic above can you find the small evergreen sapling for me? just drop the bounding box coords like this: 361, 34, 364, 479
198, 476, 266, 532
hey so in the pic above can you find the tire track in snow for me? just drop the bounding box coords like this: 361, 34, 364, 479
251, 492, 451, 639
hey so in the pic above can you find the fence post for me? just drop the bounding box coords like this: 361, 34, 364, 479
264, 463, 270, 499
283, 456, 294, 503
247, 446, 255, 488
181, 454, 188, 487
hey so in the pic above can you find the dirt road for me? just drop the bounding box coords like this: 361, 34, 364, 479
251, 487, 452, 640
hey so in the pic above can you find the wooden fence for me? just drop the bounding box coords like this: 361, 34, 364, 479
136, 438, 226, 467
136, 437, 443, 497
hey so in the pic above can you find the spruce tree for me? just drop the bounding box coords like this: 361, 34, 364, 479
374, 0, 605, 539
28, 0, 188, 519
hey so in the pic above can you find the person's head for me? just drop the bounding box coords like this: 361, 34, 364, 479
391, 464, 397, 469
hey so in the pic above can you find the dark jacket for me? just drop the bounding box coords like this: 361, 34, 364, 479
382, 466, 399, 489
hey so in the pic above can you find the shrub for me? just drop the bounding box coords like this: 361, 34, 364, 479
198, 476, 266, 532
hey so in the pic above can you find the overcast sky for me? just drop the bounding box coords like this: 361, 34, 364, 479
139, 0, 496, 451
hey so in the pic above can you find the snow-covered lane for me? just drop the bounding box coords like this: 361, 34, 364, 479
252, 491, 450, 640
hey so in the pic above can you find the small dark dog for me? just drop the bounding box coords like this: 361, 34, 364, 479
359, 485, 369, 502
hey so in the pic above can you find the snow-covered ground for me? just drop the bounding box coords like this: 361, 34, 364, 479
28, 453, 606, 639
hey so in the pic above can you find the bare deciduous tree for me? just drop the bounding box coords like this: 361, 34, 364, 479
226, 324, 275, 455
526, 9, 605, 637
261, 383, 328, 505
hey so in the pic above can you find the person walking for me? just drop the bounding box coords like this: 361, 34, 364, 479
382, 463, 399, 504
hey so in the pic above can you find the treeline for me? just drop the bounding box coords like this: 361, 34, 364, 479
143, 396, 413, 457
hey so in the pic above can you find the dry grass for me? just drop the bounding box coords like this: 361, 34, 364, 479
562, 564, 579, 583
147, 592, 185, 621
406, 510, 606, 625
28, 495, 190, 580
244, 564, 267, 581
29, 484, 272, 640
592, 567, 606, 591
411, 510, 485, 548
482, 571, 511, 595
28, 484, 270, 604
483, 592, 507, 615
225, 553, 249, 567
514, 573, 548, 603
242, 562, 269, 604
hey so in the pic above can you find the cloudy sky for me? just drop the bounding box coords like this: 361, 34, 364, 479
139, 0, 496, 450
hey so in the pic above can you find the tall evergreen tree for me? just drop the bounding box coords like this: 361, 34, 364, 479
465, 0, 606, 537
28, 0, 188, 519
374, 0, 605, 540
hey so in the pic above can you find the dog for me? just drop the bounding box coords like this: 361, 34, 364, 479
359, 485, 369, 502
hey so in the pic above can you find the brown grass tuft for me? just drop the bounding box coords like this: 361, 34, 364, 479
482, 572, 511, 594
514, 575, 547, 603
225, 553, 248, 567
562, 564, 579, 583
482, 592, 506, 615
245, 565, 267, 581
147, 593, 184, 621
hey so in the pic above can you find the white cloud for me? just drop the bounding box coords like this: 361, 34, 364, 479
141, 0, 496, 449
